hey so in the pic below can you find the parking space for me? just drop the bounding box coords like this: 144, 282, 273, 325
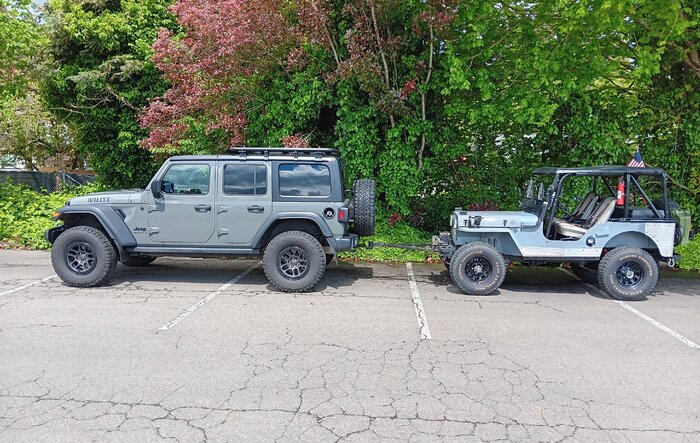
1, 250, 699, 442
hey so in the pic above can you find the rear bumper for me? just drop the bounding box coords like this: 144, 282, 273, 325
330, 234, 359, 252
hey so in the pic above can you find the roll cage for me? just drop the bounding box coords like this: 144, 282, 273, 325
529, 166, 673, 239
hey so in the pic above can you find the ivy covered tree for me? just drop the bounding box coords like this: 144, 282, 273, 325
42, 0, 177, 188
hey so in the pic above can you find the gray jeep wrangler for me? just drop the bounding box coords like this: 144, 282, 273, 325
433, 166, 692, 301
45, 148, 376, 292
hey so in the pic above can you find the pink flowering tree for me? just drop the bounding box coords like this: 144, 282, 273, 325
140, 0, 302, 154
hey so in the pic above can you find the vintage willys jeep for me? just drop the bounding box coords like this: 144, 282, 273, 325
433, 166, 692, 301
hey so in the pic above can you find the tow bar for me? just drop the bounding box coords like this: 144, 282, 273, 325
367, 242, 433, 251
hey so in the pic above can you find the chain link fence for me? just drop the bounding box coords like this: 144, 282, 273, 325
0, 170, 95, 193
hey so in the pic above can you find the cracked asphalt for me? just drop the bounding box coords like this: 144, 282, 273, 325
1, 250, 699, 442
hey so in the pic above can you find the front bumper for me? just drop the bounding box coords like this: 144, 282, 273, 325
432, 232, 456, 262
44, 226, 65, 244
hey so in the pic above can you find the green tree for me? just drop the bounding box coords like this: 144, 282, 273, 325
0, 0, 43, 99
42, 0, 177, 188
0, 91, 77, 170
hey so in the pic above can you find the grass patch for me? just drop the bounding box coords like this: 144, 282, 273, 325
339, 219, 439, 263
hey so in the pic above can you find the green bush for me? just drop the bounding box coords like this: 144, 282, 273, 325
676, 238, 700, 272
0, 181, 99, 249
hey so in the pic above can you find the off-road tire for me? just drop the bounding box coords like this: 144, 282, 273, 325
351, 179, 376, 237
121, 256, 157, 267
570, 263, 598, 284
51, 226, 118, 287
450, 242, 507, 295
597, 247, 658, 301
263, 230, 326, 292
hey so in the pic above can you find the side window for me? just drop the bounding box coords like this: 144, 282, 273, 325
162, 164, 210, 195
223, 164, 267, 195
279, 164, 331, 197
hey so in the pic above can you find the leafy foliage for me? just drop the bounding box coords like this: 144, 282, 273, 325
42, 0, 177, 188
676, 238, 700, 271
140, 0, 700, 232
0, 181, 99, 249
0, 91, 77, 170
0, 0, 44, 99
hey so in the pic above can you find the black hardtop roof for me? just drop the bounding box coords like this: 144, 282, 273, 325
533, 165, 666, 176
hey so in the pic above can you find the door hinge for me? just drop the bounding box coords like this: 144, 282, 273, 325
217, 206, 228, 214
149, 227, 160, 235
217, 228, 229, 236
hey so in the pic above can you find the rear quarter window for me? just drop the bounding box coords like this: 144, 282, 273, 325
279, 164, 331, 197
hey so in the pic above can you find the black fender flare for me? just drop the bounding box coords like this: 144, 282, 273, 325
251, 212, 335, 250
49, 205, 137, 260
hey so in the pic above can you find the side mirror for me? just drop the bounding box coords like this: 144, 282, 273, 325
151, 179, 162, 198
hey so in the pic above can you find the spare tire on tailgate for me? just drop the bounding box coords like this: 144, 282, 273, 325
351, 179, 376, 236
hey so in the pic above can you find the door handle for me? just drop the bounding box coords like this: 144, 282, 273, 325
194, 204, 212, 212
247, 205, 265, 213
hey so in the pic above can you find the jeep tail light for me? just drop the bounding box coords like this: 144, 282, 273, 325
338, 207, 349, 223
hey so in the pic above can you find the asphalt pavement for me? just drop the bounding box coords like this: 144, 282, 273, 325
1, 250, 699, 442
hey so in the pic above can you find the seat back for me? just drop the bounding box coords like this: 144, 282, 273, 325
570, 192, 598, 220
583, 197, 616, 229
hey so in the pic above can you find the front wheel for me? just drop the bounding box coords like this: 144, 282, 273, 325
449, 242, 507, 295
263, 231, 326, 292
51, 226, 118, 287
597, 247, 658, 301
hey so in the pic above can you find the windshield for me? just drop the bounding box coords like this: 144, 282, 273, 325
520, 174, 554, 215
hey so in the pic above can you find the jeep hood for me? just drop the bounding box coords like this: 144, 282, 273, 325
68, 190, 145, 205
453, 210, 539, 229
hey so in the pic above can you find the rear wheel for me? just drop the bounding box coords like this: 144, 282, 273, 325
263, 230, 326, 292
597, 247, 658, 301
121, 256, 157, 267
449, 242, 507, 295
51, 226, 118, 287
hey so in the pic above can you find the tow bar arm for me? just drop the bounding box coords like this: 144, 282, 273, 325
367, 242, 433, 251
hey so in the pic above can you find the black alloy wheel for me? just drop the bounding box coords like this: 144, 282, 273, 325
278, 246, 310, 280
65, 241, 97, 275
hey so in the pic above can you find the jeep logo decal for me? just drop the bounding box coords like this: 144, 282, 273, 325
87, 197, 110, 203
324, 208, 335, 219
133, 227, 147, 233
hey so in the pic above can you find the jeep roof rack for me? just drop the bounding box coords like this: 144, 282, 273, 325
227, 147, 340, 159
533, 165, 666, 177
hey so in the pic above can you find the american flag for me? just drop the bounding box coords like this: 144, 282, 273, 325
627, 150, 645, 167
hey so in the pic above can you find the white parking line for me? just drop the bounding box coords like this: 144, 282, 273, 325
0, 275, 57, 296
560, 268, 699, 349
159, 262, 259, 331
406, 263, 432, 340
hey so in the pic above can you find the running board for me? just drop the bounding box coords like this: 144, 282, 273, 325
130, 246, 259, 257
